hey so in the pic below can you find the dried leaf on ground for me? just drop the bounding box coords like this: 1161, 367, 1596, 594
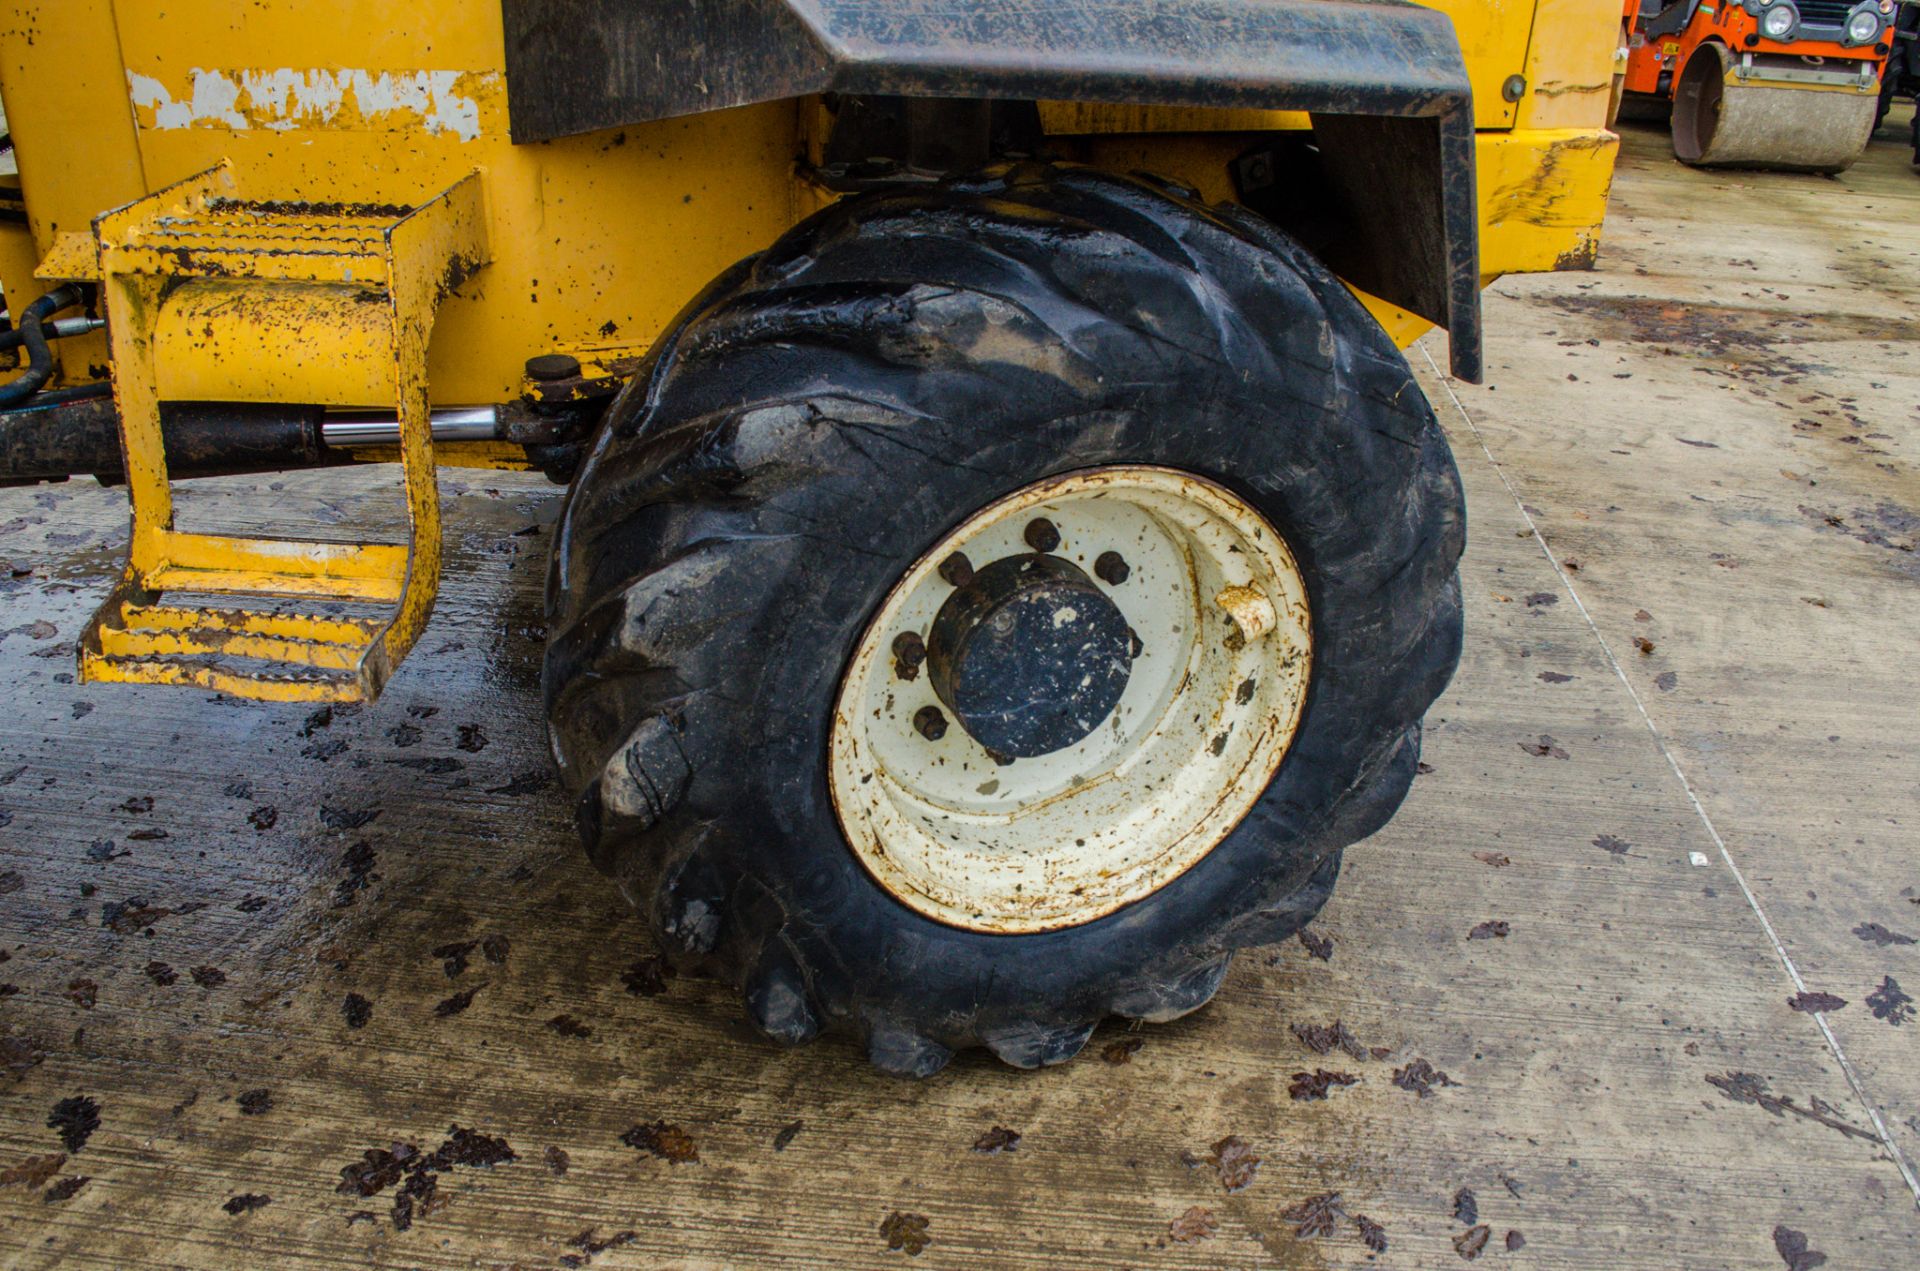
1454, 1224, 1491, 1259
621, 1120, 698, 1163
1392, 1059, 1458, 1097
1468, 920, 1510, 940
1168, 1206, 1216, 1244
1280, 1191, 1346, 1238
1865, 977, 1913, 1026
880, 1210, 931, 1256
1772, 1225, 1827, 1270
972, 1125, 1020, 1154
1208, 1136, 1261, 1192
1288, 1070, 1359, 1102
1291, 1020, 1369, 1061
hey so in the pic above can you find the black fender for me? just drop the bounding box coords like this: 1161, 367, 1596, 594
501, 0, 1483, 380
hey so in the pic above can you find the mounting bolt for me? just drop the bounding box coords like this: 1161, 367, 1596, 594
891, 631, 927, 681
938, 552, 975, 587
913, 705, 948, 741
525, 353, 581, 382
1023, 518, 1061, 553
1501, 74, 1527, 102
1093, 551, 1130, 585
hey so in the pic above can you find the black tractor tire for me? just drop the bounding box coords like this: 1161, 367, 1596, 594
543, 163, 1465, 1075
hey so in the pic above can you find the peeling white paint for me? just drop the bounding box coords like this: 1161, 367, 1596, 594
125, 68, 495, 141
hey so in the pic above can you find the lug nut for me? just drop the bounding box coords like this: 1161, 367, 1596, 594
1094, 550, 1130, 585
1024, 518, 1061, 553
938, 552, 974, 587
913, 705, 948, 741
892, 631, 926, 681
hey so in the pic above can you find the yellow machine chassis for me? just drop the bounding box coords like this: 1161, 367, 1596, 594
0, 0, 1624, 702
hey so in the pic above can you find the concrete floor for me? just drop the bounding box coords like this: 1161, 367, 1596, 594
0, 116, 1917, 1269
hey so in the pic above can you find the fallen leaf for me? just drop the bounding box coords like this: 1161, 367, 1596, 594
1355, 1214, 1388, 1253
1507, 1230, 1527, 1251
433, 985, 482, 1017
1392, 1059, 1458, 1098
1472, 852, 1511, 868
621, 1120, 698, 1163
880, 1210, 931, 1255
547, 1014, 592, 1039
223, 1193, 271, 1215
1292, 1020, 1369, 1061
1852, 922, 1915, 948
1168, 1205, 1216, 1244
1207, 1136, 1261, 1192
1298, 929, 1333, 961
1866, 976, 1913, 1026
43, 1176, 87, 1202
1518, 735, 1569, 760
0, 1154, 65, 1189
1102, 1036, 1144, 1065
1593, 834, 1631, 856
1453, 1188, 1478, 1225
48, 1097, 100, 1153
972, 1126, 1020, 1154
621, 956, 674, 997
1537, 671, 1573, 684
1288, 1070, 1359, 1102
1773, 1225, 1828, 1270
1787, 991, 1846, 1014
1655, 670, 1678, 692
1468, 920, 1511, 940
772, 1121, 803, 1152
1632, 636, 1655, 656
1280, 1191, 1346, 1238
1454, 1224, 1491, 1259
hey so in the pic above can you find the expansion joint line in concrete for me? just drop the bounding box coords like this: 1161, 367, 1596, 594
1419, 340, 1920, 1210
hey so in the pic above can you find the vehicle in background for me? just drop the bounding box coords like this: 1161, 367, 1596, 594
1621, 0, 1897, 171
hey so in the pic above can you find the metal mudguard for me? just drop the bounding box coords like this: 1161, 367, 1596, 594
500, 0, 1483, 379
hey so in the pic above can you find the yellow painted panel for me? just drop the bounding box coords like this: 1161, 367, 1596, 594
109, 0, 802, 406
1415, 0, 1541, 128
1516, 0, 1627, 131
0, 0, 144, 382
153, 281, 398, 406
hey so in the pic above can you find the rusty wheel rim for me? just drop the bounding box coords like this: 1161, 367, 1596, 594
827, 466, 1313, 934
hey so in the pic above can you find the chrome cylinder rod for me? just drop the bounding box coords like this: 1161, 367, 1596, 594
321, 406, 500, 447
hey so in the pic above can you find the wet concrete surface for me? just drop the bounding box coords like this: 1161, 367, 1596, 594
0, 116, 1918, 1268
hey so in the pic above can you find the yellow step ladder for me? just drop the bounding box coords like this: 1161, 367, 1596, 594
68, 164, 488, 703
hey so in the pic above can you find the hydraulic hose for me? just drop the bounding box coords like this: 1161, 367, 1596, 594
0, 283, 88, 408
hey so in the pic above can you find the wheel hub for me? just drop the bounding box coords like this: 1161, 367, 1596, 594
828, 466, 1313, 934
926, 553, 1133, 759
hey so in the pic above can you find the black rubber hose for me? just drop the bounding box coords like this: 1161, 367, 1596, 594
0, 283, 87, 408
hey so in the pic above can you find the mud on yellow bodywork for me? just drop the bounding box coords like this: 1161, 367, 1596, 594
0, 0, 1621, 397
0, 0, 1621, 700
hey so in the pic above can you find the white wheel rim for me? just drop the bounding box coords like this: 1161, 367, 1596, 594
828, 466, 1312, 934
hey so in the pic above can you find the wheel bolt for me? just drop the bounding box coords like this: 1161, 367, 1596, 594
892, 631, 926, 680
913, 705, 948, 741
938, 552, 974, 587
1024, 518, 1061, 553
1094, 550, 1130, 585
